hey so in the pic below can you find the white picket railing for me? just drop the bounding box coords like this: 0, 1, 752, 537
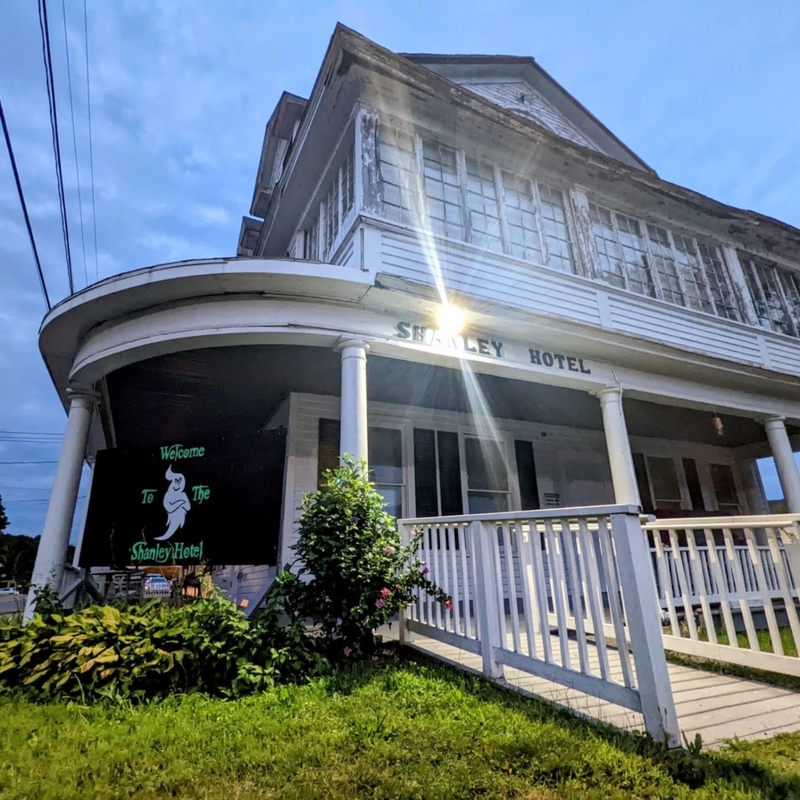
398, 505, 680, 746
643, 514, 800, 675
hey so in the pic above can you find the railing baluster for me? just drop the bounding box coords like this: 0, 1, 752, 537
544, 519, 571, 669
529, 522, 553, 663
667, 528, 699, 640
440, 526, 452, 633
516, 519, 538, 659
502, 522, 522, 653
596, 517, 634, 688
766, 525, 800, 655
724, 530, 761, 651
746, 527, 785, 655
702, 528, 738, 648
685, 528, 717, 643
577, 518, 612, 680
651, 533, 679, 636
564, 520, 590, 675
458, 523, 474, 639
449, 524, 462, 636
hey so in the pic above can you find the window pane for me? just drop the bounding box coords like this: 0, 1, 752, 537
378, 126, 418, 227
468, 491, 510, 514
368, 427, 403, 485
323, 177, 339, 256
465, 438, 509, 492
710, 463, 739, 511
632, 452, 654, 514
673, 234, 712, 314
375, 485, 403, 519
682, 458, 705, 511
466, 158, 502, 252
538, 183, 575, 273
647, 456, 681, 508
422, 139, 465, 240
615, 211, 654, 297
647, 224, 684, 306
697, 242, 739, 321
341, 146, 355, 218
590, 202, 625, 288
503, 171, 544, 263
317, 419, 340, 488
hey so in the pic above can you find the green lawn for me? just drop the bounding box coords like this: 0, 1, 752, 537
1, 651, 800, 800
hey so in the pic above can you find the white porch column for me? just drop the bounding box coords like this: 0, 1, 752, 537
596, 386, 640, 507
764, 416, 800, 513
24, 387, 98, 620
337, 339, 369, 463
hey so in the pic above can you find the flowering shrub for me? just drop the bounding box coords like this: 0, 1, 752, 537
290, 456, 450, 658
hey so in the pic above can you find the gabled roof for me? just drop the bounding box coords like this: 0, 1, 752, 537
402, 54, 654, 173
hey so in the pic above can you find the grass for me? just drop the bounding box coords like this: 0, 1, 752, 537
714, 626, 799, 657
2, 650, 800, 799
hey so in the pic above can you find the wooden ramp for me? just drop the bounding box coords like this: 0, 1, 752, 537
386, 627, 800, 748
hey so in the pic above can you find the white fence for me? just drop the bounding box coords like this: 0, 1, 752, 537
644, 514, 800, 675
398, 505, 680, 746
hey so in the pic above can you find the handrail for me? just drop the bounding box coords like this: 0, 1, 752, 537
643, 513, 800, 530
399, 503, 641, 527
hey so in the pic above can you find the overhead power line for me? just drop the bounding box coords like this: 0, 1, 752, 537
0, 461, 59, 465
0, 99, 52, 310
61, 0, 88, 287
83, 0, 99, 283
38, 0, 75, 295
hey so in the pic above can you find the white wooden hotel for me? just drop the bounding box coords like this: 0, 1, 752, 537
29, 25, 800, 743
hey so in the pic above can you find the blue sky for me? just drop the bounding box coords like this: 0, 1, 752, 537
1, 1, 799, 537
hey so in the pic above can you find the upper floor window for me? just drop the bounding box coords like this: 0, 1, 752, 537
377, 125, 576, 274
303, 141, 356, 261
589, 201, 740, 321
740, 254, 800, 337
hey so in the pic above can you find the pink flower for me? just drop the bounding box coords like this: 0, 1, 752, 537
336, 617, 343, 627
375, 598, 385, 609
383, 545, 395, 556
395, 584, 403, 592
380, 587, 391, 598
445, 599, 453, 611
421, 567, 429, 576
343, 646, 352, 657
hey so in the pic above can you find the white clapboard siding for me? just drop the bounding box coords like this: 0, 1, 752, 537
765, 336, 800, 378
381, 231, 603, 327
606, 294, 763, 365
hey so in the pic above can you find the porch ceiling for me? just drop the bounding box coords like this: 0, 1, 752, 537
105, 345, 781, 450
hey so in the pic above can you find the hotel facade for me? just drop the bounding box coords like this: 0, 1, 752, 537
30, 25, 800, 614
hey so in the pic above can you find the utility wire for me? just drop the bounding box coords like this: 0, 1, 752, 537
61, 0, 88, 287
0, 99, 52, 310
38, 0, 75, 295
0, 461, 59, 465
83, 0, 99, 283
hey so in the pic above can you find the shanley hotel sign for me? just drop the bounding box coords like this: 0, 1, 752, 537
394, 321, 596, 376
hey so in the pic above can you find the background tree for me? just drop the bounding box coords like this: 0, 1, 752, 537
0, 497, 39, 589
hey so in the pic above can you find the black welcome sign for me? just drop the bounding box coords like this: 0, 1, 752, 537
79, 430, 286, 568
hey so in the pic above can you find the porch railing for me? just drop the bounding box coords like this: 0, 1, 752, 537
643, 514, 800, 675
397, 505, 680, 746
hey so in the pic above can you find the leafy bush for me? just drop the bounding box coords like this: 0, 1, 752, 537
290, 456, 449, 658
0, 592, 326, 702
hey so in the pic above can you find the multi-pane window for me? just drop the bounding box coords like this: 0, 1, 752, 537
303, 215, 319, 260
323, 177, 339, 256
378, 126, 418, 226
740, 254, 800, 337
466, 158, 502, 252
502, 171, 544, 263
377, 125, 576, 274
538, 183, 575, 273
589, 201, 740, 321
421, 139, 465, 240
304, 142, 355, 260
464, 437, 510, 514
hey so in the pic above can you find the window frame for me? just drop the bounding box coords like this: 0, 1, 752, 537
740, 253, 800, 338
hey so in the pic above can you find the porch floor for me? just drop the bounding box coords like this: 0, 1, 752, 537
382, 626, 800, 748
